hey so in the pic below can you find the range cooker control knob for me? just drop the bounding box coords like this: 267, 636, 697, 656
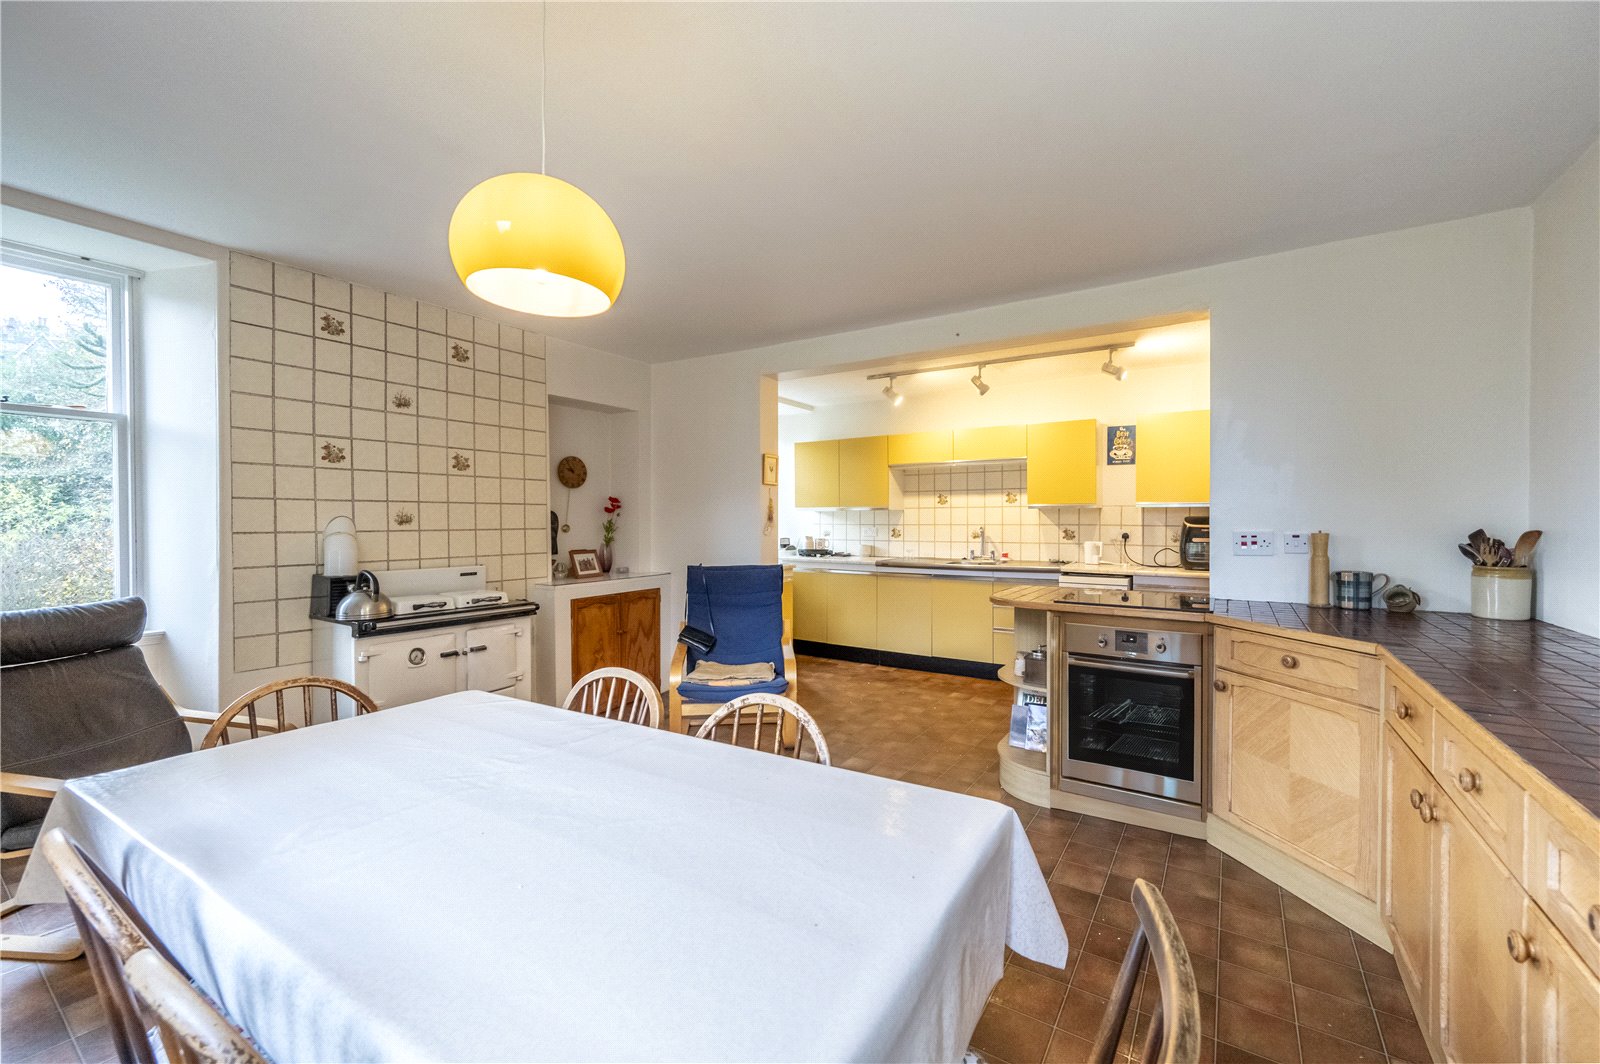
1155, 640, 1168, 653
1096, 636, 1109, 648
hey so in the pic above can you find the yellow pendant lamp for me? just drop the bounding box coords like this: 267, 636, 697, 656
448, 4, 623, 318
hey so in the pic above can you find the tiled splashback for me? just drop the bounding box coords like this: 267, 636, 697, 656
227, 253, 550, 673
785, 461, 1206, 563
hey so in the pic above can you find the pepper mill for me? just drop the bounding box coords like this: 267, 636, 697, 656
1309, 531, 1331, 607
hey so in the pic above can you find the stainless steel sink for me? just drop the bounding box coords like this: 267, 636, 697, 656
876, 557, 1061, 574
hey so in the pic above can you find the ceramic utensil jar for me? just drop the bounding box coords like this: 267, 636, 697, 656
1471, 565, 1533, 620
1331, 570, 1390, 610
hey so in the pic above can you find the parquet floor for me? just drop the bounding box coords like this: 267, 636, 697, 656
1, 656, 1428, 1063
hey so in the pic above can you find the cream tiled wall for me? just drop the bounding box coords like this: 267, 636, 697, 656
789, 461, 1206, 563
227, 253, 549, 673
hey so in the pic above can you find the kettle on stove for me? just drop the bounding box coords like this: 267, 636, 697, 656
335, 569, 394, 621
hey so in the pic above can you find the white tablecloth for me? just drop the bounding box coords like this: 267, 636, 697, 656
19, 690, 1067, 1063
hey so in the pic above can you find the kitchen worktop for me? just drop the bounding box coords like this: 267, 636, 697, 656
1060, 560, 1209, 580
993, 584, 1600, 814
783, 555, 1059, 579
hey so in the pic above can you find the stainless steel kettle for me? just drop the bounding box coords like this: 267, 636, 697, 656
335, 569, 394, 621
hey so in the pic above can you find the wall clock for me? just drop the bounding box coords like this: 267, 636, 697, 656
556, 455, 588, 489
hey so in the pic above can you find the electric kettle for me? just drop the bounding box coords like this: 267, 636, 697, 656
334, 569, 394, 621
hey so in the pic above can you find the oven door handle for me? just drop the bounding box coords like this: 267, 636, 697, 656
1066, 655, 1199, 680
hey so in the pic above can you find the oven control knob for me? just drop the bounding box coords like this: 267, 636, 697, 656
1155, 640, 1168, 653
1096, 636, 1108, 648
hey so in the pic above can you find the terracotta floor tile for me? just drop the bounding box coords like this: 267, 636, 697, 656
1042, 1028, 1096, 1064
989, 964, 1069, 1025
1058, 841, 1116, 872
1008, 950, 1075, 987
1080, 921, 1134, 964
0, 966, 73, 1062
1051, 860, 1111, 895
1352, 935, 1402, 982
1091, 895, 1138, 932
1175, 919, 1221, 960
1069, 952, 1123, 999
1215, 960, 1296, 1022
1284, 922, 1359, 967
1216, 998, 1302, 1064
1167, 847, 1224, 875
1162, 867, 1222, 902
1054, 986, 1109, 1040
1295, 1028, 1386, 1064
972, 1001, 1054, 1064
1214, 1041, 1278, 1064
1286, 951, 1369, 1005
1362, 971, 1415, 1020
1219, 856, 1277, 891
1109, 851, 1168, 883
1218, 931, 1290, 980
1047, 881, 1102, 920
1165, 890, 1222, 928
1219, 903, 1286, 947
1279, 893, 1349, 937
1291, 984, 1382, 1052
1220, 877, 1281, 916
1116, 835, 1172, 862
1376, 1006, 1435, 1063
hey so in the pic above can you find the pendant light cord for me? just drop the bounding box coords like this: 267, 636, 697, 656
540, 0, 548, 175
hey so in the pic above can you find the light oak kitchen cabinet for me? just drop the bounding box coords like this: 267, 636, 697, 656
887, 430, 953, 466
1381, 734, 1436, 1032
1025, 419, 1097, 506
953, 424, 1026, 462
793, 440, 840, 508
1135, 409, 1210, 504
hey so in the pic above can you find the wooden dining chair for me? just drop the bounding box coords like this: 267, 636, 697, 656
125, 948, 269, 1064
693, 693, 831, 766
1089, 878, 1203, 1064
563, 668, 663, 728
200, 676, 380, 749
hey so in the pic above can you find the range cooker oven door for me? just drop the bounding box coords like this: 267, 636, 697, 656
1063, 655, 1200, 804
463, 621, 524, 695
356, 629, 462, 709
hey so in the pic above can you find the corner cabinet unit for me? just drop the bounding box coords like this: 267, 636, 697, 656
530, 572, 671, 705
1135, 409, 1210, 505
1025, 419, 1098, 507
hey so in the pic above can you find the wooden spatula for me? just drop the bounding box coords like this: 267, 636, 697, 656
1512, 530, 1542, 567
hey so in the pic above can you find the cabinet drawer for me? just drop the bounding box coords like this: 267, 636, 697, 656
1215, 625, 1381, 706
1386, 667, 1436, 759
1525, 794, 1600, 977
1435, 714, 1524, 874
992, 605, 1015, 631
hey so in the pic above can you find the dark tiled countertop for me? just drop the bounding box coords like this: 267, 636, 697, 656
1213, 600, 1600, 815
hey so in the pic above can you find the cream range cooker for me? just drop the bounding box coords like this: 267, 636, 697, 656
311, 564, 537, 709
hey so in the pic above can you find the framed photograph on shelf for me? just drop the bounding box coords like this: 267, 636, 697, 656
568, 549, 603, 579
762, 453, 779, 486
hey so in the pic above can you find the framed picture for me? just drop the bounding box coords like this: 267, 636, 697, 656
1107, 424, 1136, 465
762, 452, 779, 486
568, 549, 603, 579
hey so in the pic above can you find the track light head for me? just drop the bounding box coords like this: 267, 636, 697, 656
1101, 349, 1130, 381
971, 367, 990, 396
882, 379, 903, 406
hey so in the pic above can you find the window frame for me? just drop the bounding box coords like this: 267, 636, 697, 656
1, 240, 141, 603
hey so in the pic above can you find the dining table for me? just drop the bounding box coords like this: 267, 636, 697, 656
17, 689, 1069, 1063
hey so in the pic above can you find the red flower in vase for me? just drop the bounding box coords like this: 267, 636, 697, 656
604, 497, 622, 514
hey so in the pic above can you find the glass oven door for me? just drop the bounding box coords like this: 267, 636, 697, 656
1063, 655, 1200, 803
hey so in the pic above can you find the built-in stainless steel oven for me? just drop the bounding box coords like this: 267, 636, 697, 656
1059, 621, 1205, 806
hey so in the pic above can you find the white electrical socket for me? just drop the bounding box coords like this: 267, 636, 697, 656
1283, 531, 1311, 555
1234, 530, 1276, 556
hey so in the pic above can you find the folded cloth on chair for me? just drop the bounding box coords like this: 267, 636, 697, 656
685, 661, 777, 686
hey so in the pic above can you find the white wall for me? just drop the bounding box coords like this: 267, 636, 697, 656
1529, 142, 1600, 636
655, 209, 1537, 615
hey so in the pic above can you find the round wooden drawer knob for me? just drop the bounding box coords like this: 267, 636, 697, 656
1396, 702, 1412, 720
1213, 679, 1228, 693
1457, 768, 1481, 793
1506, 930, 1537, 964
1409, 788, 1423, 809
1417, 798, 1435, 824
1280, 654, 1299, 669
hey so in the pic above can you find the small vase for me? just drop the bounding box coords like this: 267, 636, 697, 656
597, 544, 613, 574
1470, 566, 1532, 620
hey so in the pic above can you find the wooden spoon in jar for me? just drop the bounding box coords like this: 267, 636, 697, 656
1512, 530, 1542, 568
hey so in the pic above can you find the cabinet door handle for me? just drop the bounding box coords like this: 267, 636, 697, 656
1588, 905, 1599, 942
1395, 701, 1412, 720
1213, 678, 1228, 693
439, 649, 461, 659
1457, 768, 1481, 794
1417, 797, 1435, 824
467, 644, 488, 654
1506, 930, 1537, 964
1280, 654, 1299, 669
1408, 788, 1423, 810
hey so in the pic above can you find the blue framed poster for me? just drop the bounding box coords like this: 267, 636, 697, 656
1107, 424, 1135, 465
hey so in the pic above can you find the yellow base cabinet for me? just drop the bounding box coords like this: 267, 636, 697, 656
887, 430, 953, 466
875, 574, 932, 657
837, 435, 889, 508
930, 578, 994, 662
1135, 409, 1209, 504
1025, 419, 1098, 506
825, 571, 877, 650
791, 569, 831, 642
1211, 669, 1380, 898
953, 424, 1026, 462
793, 440, 840, 508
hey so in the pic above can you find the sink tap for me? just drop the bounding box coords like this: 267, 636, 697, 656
971, 526, 997, 562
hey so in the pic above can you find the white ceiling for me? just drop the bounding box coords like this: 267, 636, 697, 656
2, 3, 1594, 363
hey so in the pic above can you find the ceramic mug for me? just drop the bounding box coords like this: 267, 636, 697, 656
1332, 570, 1390, 610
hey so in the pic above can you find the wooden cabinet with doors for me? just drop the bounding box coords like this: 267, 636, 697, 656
1211, 668, 1380, 898
1382, 730, 1437, 1031
1025, 418, 1098, 506
1135, 409, 1209, 504
571, 589, 660, 687
1523, 902, 1600, 1064
793, 439, 840, 508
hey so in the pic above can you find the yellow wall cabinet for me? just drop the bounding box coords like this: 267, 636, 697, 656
825, 571, 878, 649
887, 431, 953, 466
791, 569, 831, 642
793, 440, 839, 508
837, 435, 890, 508
875, 575, 932, 657
953, 424, 1026, 462
1025, 419, 1098, 506
930, 578, 996, 662
1136, 409, 1210, 504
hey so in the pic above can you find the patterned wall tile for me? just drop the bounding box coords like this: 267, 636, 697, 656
227, 251, 551, 673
